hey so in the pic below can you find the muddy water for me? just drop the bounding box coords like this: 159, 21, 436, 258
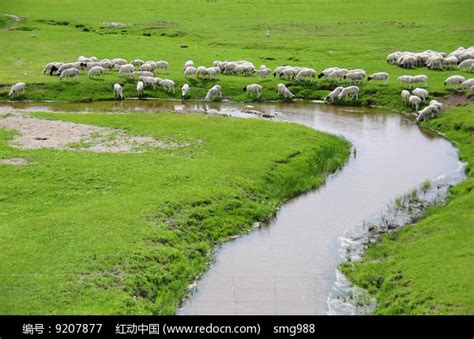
0, 100, 461, 314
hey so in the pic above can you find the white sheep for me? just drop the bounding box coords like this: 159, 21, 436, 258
111, 58, 128, 67
113, 83, 124, 100
59, 68, 80, 80
184, 60, 194, 70
159, 79, 175, 93
412, 88, 429, 101
318, 67, 339, 79
139, 76, 160, 89
57, 63, 79, 75
99, 60, 114, 72
399, 55, 417, 68
184, 66, 197, 79
276, 83, 294, 99
327, 68, 349, 82
343, 71, 365, 84
401, 90, 411, 105
139, 64, 154, 72
429, 100, 443, 112
444, 75, 465, 87
338, 86, 360, 100
413, 75, 428, 87
42, 62, 64, 75
296, 68, 317, 82
426, 56, 443, 70
205, 85, 222, 102
259, 65, 272, 78
131, 59, 145, 67
137, 81, 144, 96
458, 59, 474, 71
386, 51, 402, 64
118, 64, 134, 78
244, 84, 263, 98
8, 82, 26, 97
87, 66, 105, 78
133, 71, 154, 78
442, 56, 458, 70
416, 105, 438, 122
324, 87, 344, 102
367, 72, 389, 84
397, 75, 415, 88
408, 95, 422, 111
462, 78, 474, 90
155, 61, 169, 71
181, 83, 190, 99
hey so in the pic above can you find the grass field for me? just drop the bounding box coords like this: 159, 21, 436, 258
0, 0, 473, 109
0, 111, 349, 314
0, 0, 473, 315
342, 105, 474, 314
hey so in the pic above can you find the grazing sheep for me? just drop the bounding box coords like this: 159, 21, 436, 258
87, 66, 105, 78
99, 60, 114, 72
416, 105, 439, 122
367, 72, 389, 84
273, 66, 287, 78
343, 71, 365, 84
118, 64, 134, 78
42, 62, 64, 75
137, 81, 144, 96
444, 75, 465, 87
387, 51, 402, 64
243, 84, 263, 98
181, 83, 190, 99
144, 61, 158, 71
133, 71, 154, 78
159, 79, 175, 93
296, 68, 317, 82
184, 66, 197, 79
442, 56, 458, 70
131, 59, 145, 67
401, 90, 411, 105
327, 68, 349, 82
412, 88, 429, 101
324, 87, 344, 103
207, 67, 219, 80
280, 67, 298, 80
458, 59, 474, 71
234, 64, 255, 76
276, 83, 294, 100
338, 86, 360, 100
408, 95, 422, 111
139, 76, 160, 89
184, 60, 194, 70
399, 55, 417, 69
155, 61, 169, 71
429, 100, 443, 112
413, 74, 429, 87
397, 75, 415, 88
318, 67, 339, 79
462, 78, 474, 90
196, 66, 209, 79
259, 65, 272, 78
113, 83, 124, 100
111, 58, 128, 67
205, 85, 222, 102
8, 82, 26, 97
57, 63, 79, 75
139, 64, 154, 72
59, 68, 80, 80
426, 56, 443, 70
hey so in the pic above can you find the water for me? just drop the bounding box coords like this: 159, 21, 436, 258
0, 100, 461, 315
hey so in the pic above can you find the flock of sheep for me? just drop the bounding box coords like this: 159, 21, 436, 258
6, 47, 474, 122
387, 46, 474, 71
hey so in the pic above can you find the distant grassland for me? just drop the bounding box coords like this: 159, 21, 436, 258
0, 0, 473, 108
0, 111, 349, 314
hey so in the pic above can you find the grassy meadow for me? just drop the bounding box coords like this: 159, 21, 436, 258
0, 0, 473, 110
0, 0, 473, 315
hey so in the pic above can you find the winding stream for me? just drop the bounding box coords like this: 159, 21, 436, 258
0, 100, 462, 315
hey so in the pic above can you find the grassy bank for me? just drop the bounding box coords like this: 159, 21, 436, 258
0, 111, 350, 314
341, 104, 474, 314
0, 0, 473, 107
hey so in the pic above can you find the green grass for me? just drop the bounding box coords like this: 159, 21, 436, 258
0, 111, 350, 314
341, 105, 474, 314
0, 0, 473, 108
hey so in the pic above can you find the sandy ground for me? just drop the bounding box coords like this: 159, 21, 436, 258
0, 109, 176, 153
0, 157, 29, 166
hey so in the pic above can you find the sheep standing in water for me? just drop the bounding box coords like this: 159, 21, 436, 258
137, 81, 144, 97
338, 86, 360, 101
113, 83, 124, 100
181, 84, 190, 99
324, 87, 344, 103
243, 84, 263, 98
205, 85, 222, 102
367, 72, 389, 84
8, 82, 26, 97
276, 83, 294, 100
59, 68, 80, 81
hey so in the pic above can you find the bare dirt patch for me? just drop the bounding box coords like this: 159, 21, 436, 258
0, 158, 29, 166
441, 95, 473, 110
0, 110, 179, 153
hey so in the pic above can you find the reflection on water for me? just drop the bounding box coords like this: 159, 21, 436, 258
0, 100, 461, 315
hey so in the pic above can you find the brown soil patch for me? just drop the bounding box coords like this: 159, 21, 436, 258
0, 110, 179, 153
441, 95, 473, 110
